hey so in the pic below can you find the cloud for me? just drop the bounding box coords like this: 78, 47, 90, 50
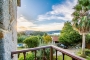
17, 0, 78, 31
34, 22, 64, 31
37, 0, 77, 21
17, 16, 37, 31
17, 16, 64, 31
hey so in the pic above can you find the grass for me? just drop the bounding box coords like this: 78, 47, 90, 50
86, 56, 90, 60
53, 55, 72, 60
76, 49, 90, 60
17, 47, 25, 50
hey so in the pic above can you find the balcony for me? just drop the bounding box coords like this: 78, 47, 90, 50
11, 45, 85, 60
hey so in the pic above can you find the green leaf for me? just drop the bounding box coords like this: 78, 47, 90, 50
74, 4, 82, 11
87, 5, 90, 9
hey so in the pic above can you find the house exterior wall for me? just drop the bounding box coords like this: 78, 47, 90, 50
0, 0, 17, 60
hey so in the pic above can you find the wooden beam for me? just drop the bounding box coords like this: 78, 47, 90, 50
17, 0, 21, 7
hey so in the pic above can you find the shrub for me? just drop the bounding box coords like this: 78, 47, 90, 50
23, 36, 39, 48
18, 35, 28, 43
77, 49, 90, 59
43, 35, 52, 44
36, 47, 55, 60
85, 49, 90, 56
86, 34, 90, 43
18, 52, 34, 60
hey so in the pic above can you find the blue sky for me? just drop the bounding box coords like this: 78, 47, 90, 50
17, 0, 77, 31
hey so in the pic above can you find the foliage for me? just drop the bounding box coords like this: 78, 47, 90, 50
72, 0, 90, 33
23, 36, 39, 48
43, 34, 52, 44
17, 31, 26, 36
37, 35, 44, 44
36, 48, 55, 60
36, 49, 49, 60
77, 49, 90, 59
72, 0, 90, 56
43, 33, 47, 36
35, 43, 55, 60
59, 21, 81, 46
17, 35, 28, 43
86, 34, 90, 43
18, 52, 34, 60
30, 31, 47, 36
85, 49, 90, 56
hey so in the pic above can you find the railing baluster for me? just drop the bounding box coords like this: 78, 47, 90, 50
56, 50, 57, 60
62, 53, 65, 60
11, 53, 13, 59
72, 58, 75, 60
18, 53, 20, 58
23, 52, 26, 60
43, 48, 45, 60
35, 50, 37, 60
50, 47, 53, 60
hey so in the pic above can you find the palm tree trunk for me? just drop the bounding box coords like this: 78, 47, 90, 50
81, 33, 86, 57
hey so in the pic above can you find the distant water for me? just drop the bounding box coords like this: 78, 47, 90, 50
47, 30, 60, 35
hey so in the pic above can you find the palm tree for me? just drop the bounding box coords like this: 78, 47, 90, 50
72, 0, 90, 57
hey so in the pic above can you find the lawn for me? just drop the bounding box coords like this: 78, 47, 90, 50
17, 47, 25, 50
53, 55, 72, 60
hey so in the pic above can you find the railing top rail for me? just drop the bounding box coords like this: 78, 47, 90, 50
11, 45, 85, 60
51, 45, 85, 60
11, 45, 51, 54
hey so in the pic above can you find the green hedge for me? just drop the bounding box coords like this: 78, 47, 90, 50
23, 36, 39, 48
18, 35, 28, 43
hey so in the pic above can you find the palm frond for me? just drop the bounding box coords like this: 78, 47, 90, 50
72, 0, 90, 33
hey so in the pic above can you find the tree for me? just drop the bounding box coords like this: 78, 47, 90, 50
86, 34, 90, 43
17, 31, 25, 36
72, 0, 90, 56
59, 21, 81, 46
30, 31, 46, 36
43, 34, 52, 44
23, 36, 39, 48
17, 35, 28, 43
37, 35, 44, 44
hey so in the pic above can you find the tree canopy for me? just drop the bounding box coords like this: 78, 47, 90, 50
17, 35, 28, 43
72, 0, 90, 34
30, 31, 47, 36
72, 0, 90, 56
59, 21, 81, 46
43, 33, 52, 44
23, 36, 39, 48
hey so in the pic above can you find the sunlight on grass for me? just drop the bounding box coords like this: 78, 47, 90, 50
53, 55, 72, 60
17, 47, 25, 50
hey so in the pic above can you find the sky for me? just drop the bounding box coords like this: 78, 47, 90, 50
17, 0, 77, 32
